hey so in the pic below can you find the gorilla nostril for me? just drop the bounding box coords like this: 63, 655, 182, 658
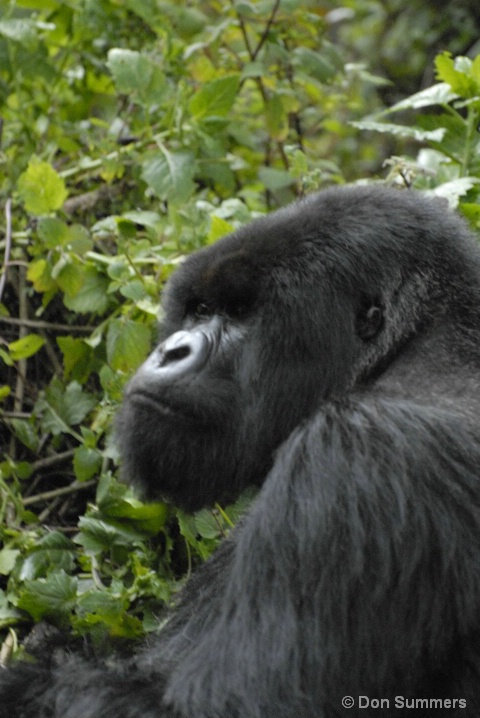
161, 344, 191, 365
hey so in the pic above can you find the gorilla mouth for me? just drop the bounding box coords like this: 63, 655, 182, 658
128, 390, 201, 423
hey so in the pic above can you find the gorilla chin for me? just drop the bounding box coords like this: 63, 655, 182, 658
3, 184, 480, 718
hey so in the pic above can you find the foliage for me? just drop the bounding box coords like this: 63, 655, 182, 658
353, 52, 480, 214
1, 0, 480, 659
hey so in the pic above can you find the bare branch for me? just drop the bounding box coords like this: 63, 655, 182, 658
0, 199, 12, 303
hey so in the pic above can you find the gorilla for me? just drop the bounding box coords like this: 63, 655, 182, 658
3, 184, 480, 717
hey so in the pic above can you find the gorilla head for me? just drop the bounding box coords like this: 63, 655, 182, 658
117, 185, 479, 512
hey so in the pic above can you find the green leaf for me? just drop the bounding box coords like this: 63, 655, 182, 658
63, 267, 110, 315
37, 217, 69, 248
189, 74, 240, 119
265, 93, 288, 141
351, 121, 446, 143
99, 492, 168, 535
258, 166, 295, 191
0, 549, 20, 575
8, 334, 45, 361
27, 258, 55, 293
0, 19, 38, 47
435, 52, 479, 98
293, 47, 337, 83
17, 571, 78, 623
107, 319, 151, 372
36, 379, 96, 436
195, 509, 222, 540
107, 48, 166, 104
10, 419, 38, 451
57, 336, 93, 382
76, 516, 147, 552
384, 83, 458, 114
142, 150, 195, 204
17, 157, 68, 215
19, 532, 76, 581
56, 261, 85, 295
107, 48, 152, 93
208, 216, 234, 243
74, 445, 102, 482
428, 178, 480, 208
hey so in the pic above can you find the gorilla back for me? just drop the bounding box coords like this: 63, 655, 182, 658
3, 184, 480, 718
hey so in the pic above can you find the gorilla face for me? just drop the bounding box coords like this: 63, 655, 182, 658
116, 185, 471, 512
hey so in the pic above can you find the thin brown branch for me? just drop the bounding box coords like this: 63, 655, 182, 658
0, 316, 95, 333
252, 0, 281, 61
0, 198, 12, 303
23, 479, 96, 506
30, 449, 75, 473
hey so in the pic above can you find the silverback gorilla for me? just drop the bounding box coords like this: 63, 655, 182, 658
3, 184, 480, 717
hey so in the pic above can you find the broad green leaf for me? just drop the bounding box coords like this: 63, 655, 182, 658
19, 533, 76, 580
107, 48, 166, 104
258, 166, 295, 191
189, 74, 240, 118
122, 211, 162, 229
74, 445, 102, 482
63, 267, 110, 315
67, 224, 93, 253
27, 258, 55, 293
208, 216, 234, 243
17, 157, 68, 215
119, 279, 148, 302
384, 83, 458, 114
17, 571, 77, 623
0, 19, 37, 47
142, 150, 195, 204
0, 549, 20, 575
429, 178, 480, 208
76, 516, 147, 552
10, 419, 38, 451
57, 336, 93, 382
435, 53, 479, 97
36, 379, 96, 435
57, 262, 89, 296
107, 48, 153, 93
106, 318, 151, 372
37, 217, 69, 248
8, 334, 45, 361
293, 47, 337, 83
195, 510, 222, 540
351, 121, 446, 143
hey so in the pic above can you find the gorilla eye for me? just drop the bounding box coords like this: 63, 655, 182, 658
185, 299, 213, 320
195, 302, 212, 318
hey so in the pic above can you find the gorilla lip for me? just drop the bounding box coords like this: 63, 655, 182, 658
128, 389, 201, 423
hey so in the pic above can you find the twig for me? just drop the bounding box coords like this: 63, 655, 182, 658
23, 479, 96, 506
30, 449, 76, 473
252, 0, 281, 61
0, 316, 95, 333
9, 267, 27, 457
0, 198, 12, 303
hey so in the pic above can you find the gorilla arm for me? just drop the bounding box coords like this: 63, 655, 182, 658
162, 398, 480, 718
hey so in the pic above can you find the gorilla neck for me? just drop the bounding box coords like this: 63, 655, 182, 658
369, 322, 480, 414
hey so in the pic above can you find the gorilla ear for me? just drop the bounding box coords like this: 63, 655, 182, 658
355, 299, 384, 341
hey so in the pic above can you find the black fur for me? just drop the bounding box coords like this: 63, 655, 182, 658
3, 185, 480, 717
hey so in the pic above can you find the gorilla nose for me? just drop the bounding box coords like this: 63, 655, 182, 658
158, 330, 206, 368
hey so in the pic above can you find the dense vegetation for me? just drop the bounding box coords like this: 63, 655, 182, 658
1, 0, 480, 659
